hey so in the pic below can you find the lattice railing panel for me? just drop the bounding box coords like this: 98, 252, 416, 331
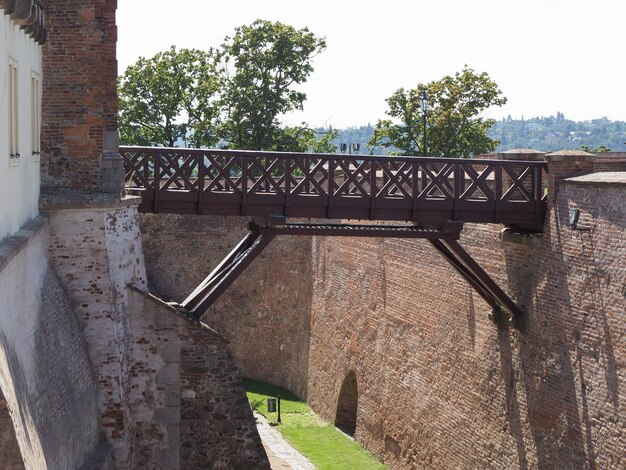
121, 146, 548, 225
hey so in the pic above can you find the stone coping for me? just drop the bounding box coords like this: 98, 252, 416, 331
0, 215, 47, 273
563, 172, 626, 187
39, 190, 142, 212
127, 285, 228, 344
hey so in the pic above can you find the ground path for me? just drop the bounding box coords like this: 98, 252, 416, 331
255, 412, 315, 470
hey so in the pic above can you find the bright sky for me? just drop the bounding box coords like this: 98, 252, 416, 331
117, 0, 626, 128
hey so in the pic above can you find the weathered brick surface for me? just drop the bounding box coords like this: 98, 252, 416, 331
140, 171, 624, 469
139, 214, 313, 399
41, 0, 119, 191
42, 197, 147, 467
0, 218, 104, 469
127, 287, 269, 469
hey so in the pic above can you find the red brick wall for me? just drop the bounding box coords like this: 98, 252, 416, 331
139, 172, 624, 469
41, 0, 118, 191
139, 214, 313, 399
306, 180, 624, 469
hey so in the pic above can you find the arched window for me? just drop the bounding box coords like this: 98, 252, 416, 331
335, 370, 358, 436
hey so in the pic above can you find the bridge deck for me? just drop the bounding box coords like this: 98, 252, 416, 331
122, 146, 548, 226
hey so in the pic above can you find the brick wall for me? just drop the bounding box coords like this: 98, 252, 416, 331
127, 287, 269, 469
306, 176, 624, 468
139, 214, 313, 399
0, 217, 105, 469
41, 0, 120, 191
138, 171, 624, 468
42, 196, 147, 467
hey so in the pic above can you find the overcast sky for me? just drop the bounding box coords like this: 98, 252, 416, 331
117, 0, 626, 128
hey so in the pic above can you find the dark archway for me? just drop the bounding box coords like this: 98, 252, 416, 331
335, 371, 358, 436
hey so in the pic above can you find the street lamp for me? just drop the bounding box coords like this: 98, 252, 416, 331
419, 90, 430, 156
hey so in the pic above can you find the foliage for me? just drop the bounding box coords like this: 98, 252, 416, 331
243, 378, 387, 470
118, 21, 325, 151
580, 145, 611, 153
218, 20, 326, 150
118, 46, 221, 147
369, 66, 507, 158
489, 114, 626, 152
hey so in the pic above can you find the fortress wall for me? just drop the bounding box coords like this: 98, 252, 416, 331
0, 217, 104, 469
307, 175, 625, 469
41, 196, 148, 468
139, 214, 313, 399
307, 224, 540, 469
126, 288, 269, 469
138, 176, 624, 469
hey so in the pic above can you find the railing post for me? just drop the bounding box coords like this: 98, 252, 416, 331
369, 160, 377, 218
197, 152, 205, 215
153, 152, 160, 213
241, 155, 248, 216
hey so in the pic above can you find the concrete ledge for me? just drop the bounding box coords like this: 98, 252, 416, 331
500, 228, 543, 247
40, 190, 141, 212
563, 172, 626, 187
0, 215, 47, 273
127, 285, 229, 344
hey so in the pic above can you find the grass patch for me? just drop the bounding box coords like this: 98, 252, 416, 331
243, 378, 387, 470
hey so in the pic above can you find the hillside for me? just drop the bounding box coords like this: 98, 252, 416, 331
331, 113, 626, 155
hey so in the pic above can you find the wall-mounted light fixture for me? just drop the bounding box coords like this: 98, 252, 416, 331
569, 208, 581, 229
569, 208, 592, 232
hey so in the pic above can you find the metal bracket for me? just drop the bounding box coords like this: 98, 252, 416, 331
429, 239, 524, 325
181, 228, 275, 318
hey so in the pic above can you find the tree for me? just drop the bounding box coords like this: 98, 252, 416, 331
218, 20, 326, 150
369, 66, 507, 158
118, 46, 221, 147
269, 125, 338, 153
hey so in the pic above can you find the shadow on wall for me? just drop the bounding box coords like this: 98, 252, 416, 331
335, 371, 358, 436
500, 195, 622, 469
139, 214, 314, 400
0, 388, 25, 469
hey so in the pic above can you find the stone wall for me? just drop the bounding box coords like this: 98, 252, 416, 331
127, 287, 269, 469
41, 195, 147, 467
0, 216, 106, 469
139, 214, 313, 399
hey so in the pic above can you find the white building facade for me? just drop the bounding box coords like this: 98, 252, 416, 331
0, 1, 45, 240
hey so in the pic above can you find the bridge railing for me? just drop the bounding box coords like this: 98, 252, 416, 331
121, 146, 548, 225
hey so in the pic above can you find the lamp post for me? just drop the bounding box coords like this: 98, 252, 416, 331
419, 90, 430, 156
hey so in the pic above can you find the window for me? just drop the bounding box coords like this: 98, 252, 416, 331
31, 72, 41, 161
8, 57, 19, 166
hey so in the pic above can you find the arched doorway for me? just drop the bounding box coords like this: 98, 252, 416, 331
335, 371, 358, 436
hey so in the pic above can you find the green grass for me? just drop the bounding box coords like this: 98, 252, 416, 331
243, 378, 388, 470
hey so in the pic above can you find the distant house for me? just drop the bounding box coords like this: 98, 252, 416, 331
0, 0, 46, 240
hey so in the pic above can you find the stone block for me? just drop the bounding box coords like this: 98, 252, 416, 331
153, 407, 180, 425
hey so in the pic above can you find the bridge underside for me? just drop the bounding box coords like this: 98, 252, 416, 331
124, 147, 544, 327
177, 218, 523, 325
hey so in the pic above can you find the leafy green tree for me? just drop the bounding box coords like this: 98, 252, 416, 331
270, 125, 338, 153
312, 126, 339, 153
580, 145, 611, 153
369, 66, 507, 157
118, 46, 221, 147
218, 20, 326, 150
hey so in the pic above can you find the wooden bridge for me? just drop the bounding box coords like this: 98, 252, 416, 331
122, 146, 549, 325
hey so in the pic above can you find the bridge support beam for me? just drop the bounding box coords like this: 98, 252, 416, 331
429, 239, 523, 325
180, 220, 522, 326
181, 229, 275, 318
